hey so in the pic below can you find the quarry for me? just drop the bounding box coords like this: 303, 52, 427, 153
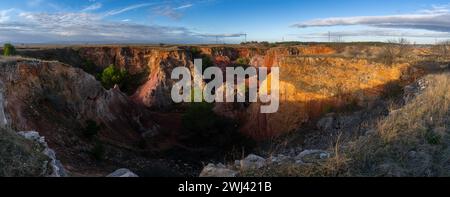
0, 42, 449, 177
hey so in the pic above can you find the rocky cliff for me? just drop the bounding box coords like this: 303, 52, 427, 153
17, 45, 424, 141
0, 57, 159, 174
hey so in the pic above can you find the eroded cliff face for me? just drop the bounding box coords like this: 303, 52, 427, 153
17, 45, 424, 140
240, 57, 421, 139
0, 58, 158, 171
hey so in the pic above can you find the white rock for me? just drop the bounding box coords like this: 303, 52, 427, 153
199, 164, 238, 177
107, 168, 139, 177
240, 154, 266, 170
295, 150, 330, 164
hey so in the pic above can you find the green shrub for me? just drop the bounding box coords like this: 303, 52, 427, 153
82, 120, 101, 139
3, 43, 16, 56
236, 57, 250, 65
100, 64, 128, 89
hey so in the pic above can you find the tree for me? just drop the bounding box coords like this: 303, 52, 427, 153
3, 43, 16, 56
100, 64, 128, 89
236, 57, 250, 65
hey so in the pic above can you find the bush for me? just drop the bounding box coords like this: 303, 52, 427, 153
82, 120, 101, 139
236, 57, 250, 65
100, 64, 128, 89
3, 43, 16, 56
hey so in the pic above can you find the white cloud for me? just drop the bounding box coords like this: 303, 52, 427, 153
197, 33, 246, 37
0, 12, 202, 43
104, 3, 156, 17
174, 4, 193, 10
293, 4, 450, 32
82, 3, 102, 12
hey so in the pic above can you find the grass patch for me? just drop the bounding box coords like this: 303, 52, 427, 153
0, 128, 49, 177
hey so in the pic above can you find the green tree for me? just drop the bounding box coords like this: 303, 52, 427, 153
100, 64, 128, 89
236, 57, 250, 65
3, 43, 16, 56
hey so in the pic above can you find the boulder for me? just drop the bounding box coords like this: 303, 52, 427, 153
199, 163, 238, 177
240, 154, 266, 170
107, 168, 139, 177
295, 150, 331, 164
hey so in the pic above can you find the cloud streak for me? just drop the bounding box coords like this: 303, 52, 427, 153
104, 3, 156, 17
293, 5, 450, 33
82, 3, 102, 12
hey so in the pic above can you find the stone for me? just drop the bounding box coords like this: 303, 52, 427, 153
199, 164, 238, 177
240, 154, 266, 170
107, 168, 139, 177
270, 154, 294, 164
295, 150, 331, 164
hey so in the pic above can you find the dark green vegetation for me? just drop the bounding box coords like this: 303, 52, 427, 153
3, 43, 16, 56
100, 64, 129, 90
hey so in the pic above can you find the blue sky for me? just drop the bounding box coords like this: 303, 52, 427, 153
0, 0, 450, 44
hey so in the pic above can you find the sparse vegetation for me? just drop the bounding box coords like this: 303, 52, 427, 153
376, 38, 412, 66
3, 43, 16, 56
244, 73, 450, 177
432, 40, 450, 61
0, 128, 49, 177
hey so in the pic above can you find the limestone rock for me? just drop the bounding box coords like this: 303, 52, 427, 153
295, 150, 331, 164
240, 154, 266, 170
199, 163, 238, 177
107, 168, 139, 177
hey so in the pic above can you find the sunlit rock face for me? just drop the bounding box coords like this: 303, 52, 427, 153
16, 45, 424, 140
0, 58, 157, 150
241, 56, 421, 139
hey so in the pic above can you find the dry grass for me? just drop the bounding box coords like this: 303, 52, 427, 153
243, 72, 450, 177
347, 72, 450, 176
0, 128, 49, 177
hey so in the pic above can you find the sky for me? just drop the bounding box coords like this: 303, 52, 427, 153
0, 0, 450, 44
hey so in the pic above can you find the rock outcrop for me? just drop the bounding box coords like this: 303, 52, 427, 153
18, 131, 67, 177
199, 163, 238, 177
16, 45, 424, 141
107, 168, 139, 177
0, 57, 158, 173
